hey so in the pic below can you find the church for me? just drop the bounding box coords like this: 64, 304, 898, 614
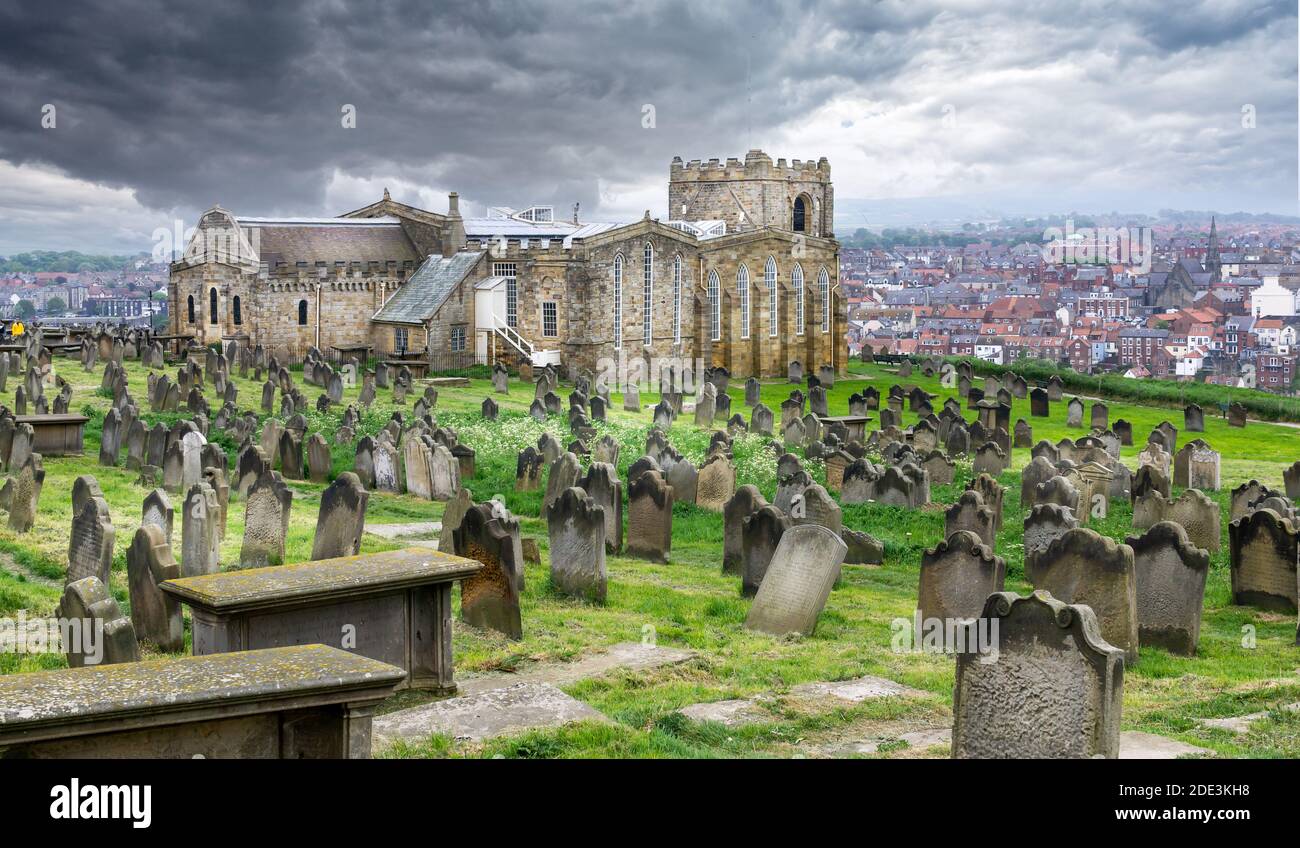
167, 149, 846, 380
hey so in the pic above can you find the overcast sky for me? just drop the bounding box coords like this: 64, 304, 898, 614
0, 0, 1296, 255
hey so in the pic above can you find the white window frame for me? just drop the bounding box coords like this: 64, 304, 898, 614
792, 263, 805, 335
494, 262, 518, 328
738, 264, 750, 340
672, 254, 682, 344
394, 326, 409, 353
613, 253, 624, 350
643, 242, 653, 343
542, 301, 558, 338
765, 256, 778, 337
707, 269, 720, 342
450, 325, 466, 352
818, 266, 830, 334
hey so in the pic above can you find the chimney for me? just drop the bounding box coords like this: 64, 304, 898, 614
444, 192, 465, 256
572, 202, 580, 225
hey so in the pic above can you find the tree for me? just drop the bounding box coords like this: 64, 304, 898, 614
14, 300, 35, 320
44, 296, 66, 314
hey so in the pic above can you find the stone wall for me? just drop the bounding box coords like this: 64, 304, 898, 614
669, 150, 834, 237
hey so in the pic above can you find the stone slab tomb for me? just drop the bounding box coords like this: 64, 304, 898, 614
164, 547, 480, 692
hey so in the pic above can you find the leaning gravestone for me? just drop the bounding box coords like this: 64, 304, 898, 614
1126, 521, 1209, 656
127, 524, 184, 652
1028, 527, 1139, 665
945, 491, 996, 548
1022, 503, 1079, 575
918, 530, 1005, 622
312, 473, 369, 560
455, 503, 524, 640
58, 576, 140, 668
723, 485, 766, 576
744, 524, 847, 637
543, 451, 583, 513
952, 591, 1123, 759
546, 487, 607, 603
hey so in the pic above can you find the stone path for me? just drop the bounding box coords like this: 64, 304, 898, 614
1118, 731, 1211, 759
364, 521, 441, 540
374, 642, 696, 746
677, 674, 927, 730
375, 683, 608, 744
1195, 703, 1300, 734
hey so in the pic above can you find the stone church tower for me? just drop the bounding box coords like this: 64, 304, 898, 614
668, 149, 833, 237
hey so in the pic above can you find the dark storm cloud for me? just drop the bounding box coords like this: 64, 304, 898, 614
0, 0, 1295, 252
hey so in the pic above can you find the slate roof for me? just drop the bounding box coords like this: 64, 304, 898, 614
243, 217, 420, 266
372, 251, 484, 324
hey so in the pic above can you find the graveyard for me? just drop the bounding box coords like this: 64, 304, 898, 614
2, 337, 1300, 759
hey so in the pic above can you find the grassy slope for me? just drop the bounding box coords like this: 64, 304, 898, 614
2, 354, 1300, 758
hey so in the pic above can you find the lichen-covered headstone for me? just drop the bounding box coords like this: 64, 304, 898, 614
312, 472, 369, 560
952, 591, 1123, 759
127, 524, 184, 652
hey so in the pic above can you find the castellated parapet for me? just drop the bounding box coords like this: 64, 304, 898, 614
669, 149, 833, 238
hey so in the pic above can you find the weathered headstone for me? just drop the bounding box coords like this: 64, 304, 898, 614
918, 530, 1006, 622
626, 470, 673, 563
127, 524, 184, 652
744, 524, 847, 637
952, 591, 1123, 759
1028, 527, 1139, 664
1126, 521, 1209, 656
455, 503, 524, 640
546, 487, 607, 603
312, 472, 369, 560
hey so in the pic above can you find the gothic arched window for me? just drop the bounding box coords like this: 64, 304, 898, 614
765, 256, 778, 337
613, 253, 624, 350
793, 196, 807, 232
298, 299, 308, 326
208, 287, 218, 324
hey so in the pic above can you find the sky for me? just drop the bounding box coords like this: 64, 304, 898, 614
0, 0, 1296, 255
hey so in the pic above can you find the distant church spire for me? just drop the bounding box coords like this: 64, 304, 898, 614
1206, 215, 1221, 283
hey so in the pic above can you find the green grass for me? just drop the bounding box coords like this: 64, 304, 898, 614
3, 353, 1300, 758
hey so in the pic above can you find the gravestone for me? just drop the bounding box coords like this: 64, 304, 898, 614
1023, 503, 1079, 575
1066, 398, 1083, 427
543, 451, 583, 513
546, 487, 607, 603
437, 487, 475, 553
945, 491, 996, 548
696, 454, 736, 512
744, 377, 760, 407
1028, 527, 1139, 664
750, 403, 773, 436
1029, 388, 1050, 418
1184, 403, 1204, 433
312, 473, 369, 560
454, 502, 524, 640
1131, 464, 1170, 502
127, 524, 184, 652
744, 524, 847, 637
1133, 489, 1220, 553
723, 485, 766, 576
305, 433, 331, 483
1228, 402, 1246, 427
1228, 508, 1298, 613
141, 488, 174, 546
1090, 402, 1108, 431
7, 453, 44, 532
666, 458, 698, 505
626, 470, 673, 563
579, 462, 623, 554
1113, 419, 1132, 446
239, 471, 292, 569
1126, 521, 1210, 656
67, 495, 115, 587
918, 530, 1006, 622
952, 591, 1123, 759
180, 481, 221, 577
58, 577, 140, 668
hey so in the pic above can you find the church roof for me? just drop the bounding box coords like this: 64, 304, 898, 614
242, 217, 420, 266
372, 251, 484, 324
